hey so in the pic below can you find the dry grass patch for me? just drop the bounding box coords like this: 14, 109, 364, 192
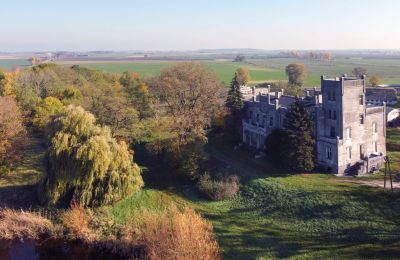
0, 208, 54, 240
62, 201, 92, 239
127, 206, 220, 260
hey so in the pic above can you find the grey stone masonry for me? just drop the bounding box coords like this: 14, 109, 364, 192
241, 75, 387, 175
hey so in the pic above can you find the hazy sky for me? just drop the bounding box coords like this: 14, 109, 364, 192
1, 0, 400, 51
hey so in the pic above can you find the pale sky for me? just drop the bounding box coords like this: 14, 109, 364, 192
1, 0, 400, 51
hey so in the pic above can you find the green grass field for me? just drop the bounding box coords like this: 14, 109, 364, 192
59, 61, 287, 86
60, 57, 400, 87
3, 57, 400, 88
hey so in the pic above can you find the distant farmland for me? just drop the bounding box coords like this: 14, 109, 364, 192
58, 60, 287, 86
3, 57, 400, 87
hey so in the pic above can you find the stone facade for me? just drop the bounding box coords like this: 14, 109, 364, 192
316, 75, 386, 175
242, 75, 387, 175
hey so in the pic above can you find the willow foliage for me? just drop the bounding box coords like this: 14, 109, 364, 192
39, 105, 143, 207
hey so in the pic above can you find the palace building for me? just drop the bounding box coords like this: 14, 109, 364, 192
242, 75, 387, 175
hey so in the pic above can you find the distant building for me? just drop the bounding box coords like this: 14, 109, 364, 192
241, 75, 387, 175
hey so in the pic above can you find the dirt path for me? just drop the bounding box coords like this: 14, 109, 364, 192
341, 179, 400, 189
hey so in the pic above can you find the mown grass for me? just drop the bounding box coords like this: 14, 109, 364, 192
109, 132, 400, 259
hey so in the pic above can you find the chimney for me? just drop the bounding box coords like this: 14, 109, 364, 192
276, 91, 282, 99
267, 94, 271, 104
267, 84, 271, 93
274, 98, 279, 109
281, 89, 284, 95
306, 90, 310, 97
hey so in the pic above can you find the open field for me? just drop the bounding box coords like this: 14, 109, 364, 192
57, 60, 287, 86
3, 129, 400, 259
58, 58, 400, 87
3, 57, 400, 87
250, 58, 400, 86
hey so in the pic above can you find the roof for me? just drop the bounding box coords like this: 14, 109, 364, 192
366, 87, 397, 101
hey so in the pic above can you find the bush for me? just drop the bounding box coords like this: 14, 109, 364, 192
62, 201, 91, 238
197, 173, 239, 201
0, 208, 54, 240
127, 206, 220, 260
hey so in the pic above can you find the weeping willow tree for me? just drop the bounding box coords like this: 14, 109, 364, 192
39, 105, 144, 207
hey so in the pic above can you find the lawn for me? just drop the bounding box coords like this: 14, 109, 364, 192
109, 133, 400, 259
2, 130, 400, 259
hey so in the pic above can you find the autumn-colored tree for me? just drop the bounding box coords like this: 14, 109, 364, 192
149, 62, 224, 154
38, 105, 143, 207
120, 72, 154, 119
0, 70, 18, 97
322, 52, 333, 61
62, 86, 83, 103
369, 75, 381, 87
29, 56, 37, 66
235, 67, 251, 86
32, 96, 64, 130
285, 63, 307, 86
0, 96, 26, 167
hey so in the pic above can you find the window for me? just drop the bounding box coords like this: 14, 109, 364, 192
333, 110, 337, 120
269, 117, 273, 127
332, 91, 336, 101
373, 142, 378, 152
373, 123, 377, 133
346, 146, 352, 160
327, 92, 331, 101
330, 127, 336, 138
360, 145, 364, 159
328, 109, 332, 119
256, 114, 259, 122
359, 115, 364, 124
346, 127, 352, 139
326, 146, 332, 160
359, 95, 364, 105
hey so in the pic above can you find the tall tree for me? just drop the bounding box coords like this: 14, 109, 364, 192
39, 105, 143, 207
235, 67, 251, 86
285, 64, 307, 86
369, 75, 381, 87
149, 62, 224, 154
0, 96, 26, 167
282, 99, 315, 172
32, 96, 64, 130
225, 72, 244, 140
352, 67, 367, 77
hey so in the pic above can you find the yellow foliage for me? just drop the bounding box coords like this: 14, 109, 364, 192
0, 70, 18, 97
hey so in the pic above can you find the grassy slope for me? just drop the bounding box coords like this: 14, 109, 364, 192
2, 130, 400, 259
109, 134, 400, 259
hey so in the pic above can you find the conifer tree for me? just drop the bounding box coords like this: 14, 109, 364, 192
283, 99, 315, 171
225, 72, 244, 140
39, 105, 143, 207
